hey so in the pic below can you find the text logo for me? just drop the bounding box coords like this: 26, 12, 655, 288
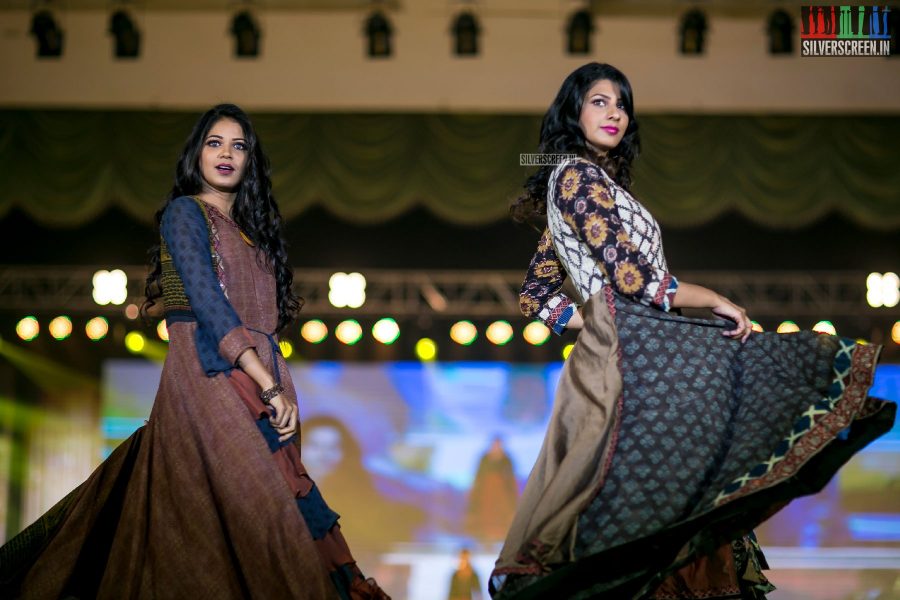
800, 5, 891, 56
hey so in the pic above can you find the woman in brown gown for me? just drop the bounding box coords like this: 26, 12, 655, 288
0, 104, 388, 600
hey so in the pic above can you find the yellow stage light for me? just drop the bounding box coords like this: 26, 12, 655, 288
125, 331, 146, 353
372, 318, 400, 345
415, 338, 437, 361
562, 343, 574, 360
892, 321, 900, 345
486, 320, 514, 346
523, 321, 551, 346
301, 320, 328, 344
812, 320, 837, 336
776, 321, 800, 334
16, 316, 39, 341
157, 320, 169, 342
750, 321, 763, 333
48, 316, 72, 340
85, 317, 109, 341
450, 321, 477, 345
279, 339, 294, 358
335, 320, 363, 345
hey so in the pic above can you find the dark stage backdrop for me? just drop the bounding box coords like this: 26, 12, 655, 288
1, 111, 899, 229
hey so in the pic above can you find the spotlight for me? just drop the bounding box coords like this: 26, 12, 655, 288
812, 320, 837, 336
892, 321, 900, 345
777, 321, 800, 334
125, 331, 146, 353
93, 269, 129, 306
328, 272, 366, 309
415, 338, 437, 361
866, 272, 900, 308
566, 9, 594, 55
372, 318, 400, 345
562, 343, 574, 360
450, 321, 477, 346
30, 10, 63, 58
49, 316, 72, 340
335, 320, 363, 345
157, 320, 169, 342
279, 339, 294, 359
679, 9, 707, 55
485, 320, 513, 346
301, 320, 328, 344
523, 322, 551, 346
365, 10, 392, 58
231, 10, 261, 58
109, 10, 140, 58
452, 11, 480, 56
85, 316, 109, 341
16, 316, 39, 341
767, 9, 794, 55
750, 321, 764, 333
125, 303, 139, 320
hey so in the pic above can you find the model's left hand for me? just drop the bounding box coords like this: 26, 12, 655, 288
711, 296, 753, 343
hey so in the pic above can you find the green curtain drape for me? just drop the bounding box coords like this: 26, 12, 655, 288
1, 110, 898, 229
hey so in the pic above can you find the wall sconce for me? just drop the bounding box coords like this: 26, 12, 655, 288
567, 9, 594, 55
109, 10, 140, 58
30, 10, 63, 58
767, 9, 794, 55
452, 11, 480, 56
231, 11, 261, 58
679, 9, 707, 55
365, 10, 392, 58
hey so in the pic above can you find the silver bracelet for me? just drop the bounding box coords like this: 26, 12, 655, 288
259, 383, 284, 403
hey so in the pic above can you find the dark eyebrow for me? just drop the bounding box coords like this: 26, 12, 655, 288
589, 92, 621, 102
206, 134, 223, 139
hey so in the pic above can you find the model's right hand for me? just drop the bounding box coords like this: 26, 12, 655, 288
711, 296, 752, 343
267, 393, 298, 442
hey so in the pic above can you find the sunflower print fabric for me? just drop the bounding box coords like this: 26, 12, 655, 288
519, 228, 575, 333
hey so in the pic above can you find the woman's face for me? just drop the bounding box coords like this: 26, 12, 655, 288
199, 117, 249, 194
578, 78, 629, 156
301, 425, 344, 478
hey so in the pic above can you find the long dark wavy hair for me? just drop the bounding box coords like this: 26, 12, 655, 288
510, 63, 641, 228
143, 104, 301, 332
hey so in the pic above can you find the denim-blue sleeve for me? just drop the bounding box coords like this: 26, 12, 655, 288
161, 197, 246, 373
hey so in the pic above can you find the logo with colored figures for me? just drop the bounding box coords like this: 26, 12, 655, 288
800, 5, 892, 56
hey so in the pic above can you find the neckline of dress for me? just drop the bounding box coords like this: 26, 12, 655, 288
193, 197, 239, 228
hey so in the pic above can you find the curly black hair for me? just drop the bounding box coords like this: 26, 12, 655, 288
142, 103, 301, 332
510, 62, 641, 228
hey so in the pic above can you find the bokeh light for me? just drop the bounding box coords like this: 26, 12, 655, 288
485, 320, 514, 346
85, 316, 109, 341
92, 269, 129, 306
125, 303, 140, 320
16, 316, 39, 341
523, 321, 551, 346
372, 318, 400, 345
776, 321, 800, 334
866, 272, 900, 308
892, 321, 900, 345
328, 272, 366, 309
157, 320, 169, 342
812, 320, 837, 336
750, 321, 764, 333
279, 339, 294, 358
562, 343, 575, 360
450, 320, 477, 346
335, 319, 363, 345
48, 316, 72, 340
125, 331, 146, 353
415, 337, 437, 361
301, 320, 328, 344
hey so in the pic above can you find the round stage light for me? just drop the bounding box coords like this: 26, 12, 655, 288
328, 272, 366, 308
892, 321, 900, 345
16, 316, 39, 341
562, 343, 574, 360
450, 320, 477, 346
415, 338, 437, 361
750, 321, 764, 333
335, 320, 363, 345
157, 320, 169, 342
372, 318, 400, 345
125, 303, 139, 320
85, 317, 109, 341
485, 320, 514, 346
301, 320, 328, 344
812, 320, 837, 336
125, 331, 145, 353
92, 269, 129, 306
866, 272, 900, 308
48, 316, 72, 340
279, 339, 294, 359
776, 321, 800, 334
523, 321, 551, 346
